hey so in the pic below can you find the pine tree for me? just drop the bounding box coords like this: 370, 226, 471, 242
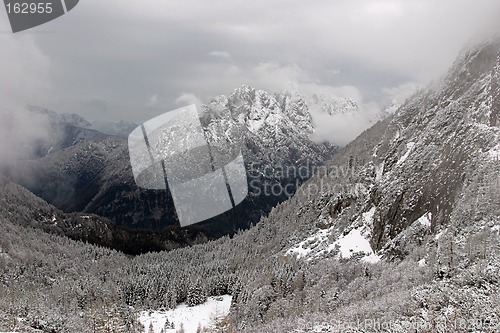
187, 284, 206, 307
164, 318, 174, 330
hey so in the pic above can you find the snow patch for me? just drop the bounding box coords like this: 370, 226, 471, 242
416, 212, 432, 228
287, 225, 380, 264
362, 207, 376, 229
375, 162, 384, 181
286, 228, 330, 259
328, 229, 380, 263
363, 253, 382, 264
139, 295, 232, 333
396, 142, 415, 165
488, 143, 500, 160
246, 117, 265, 133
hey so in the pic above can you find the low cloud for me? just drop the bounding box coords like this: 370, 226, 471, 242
146, 94, 159, 107
302, 83, 382, 146
0, 108, 52, 163
0, 33, 52, 109
235, 61, 384, 146
175, 93, 203, 111
209, 51, 232, 60
309, 109, 373, 146
2, 0, 499, 146
381, 82, 423, 106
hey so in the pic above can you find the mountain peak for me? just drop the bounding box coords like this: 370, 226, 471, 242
309, 93, 359, 115
27, 105, 92, 128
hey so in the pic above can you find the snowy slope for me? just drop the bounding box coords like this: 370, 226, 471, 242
230, 38, 500, 333
139, 296, 232, 333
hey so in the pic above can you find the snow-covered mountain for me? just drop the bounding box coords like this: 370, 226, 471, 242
202, 85, 335, 166
0, 38, 498, 333
308, 93, 359, 116
27, 105, 92, 128
229, 38, 500, 331
90, 120, 138, 138
1, 86, 339, 251
275, 38, 500, 261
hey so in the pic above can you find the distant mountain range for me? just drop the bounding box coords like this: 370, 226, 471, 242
1, 87, 364, 253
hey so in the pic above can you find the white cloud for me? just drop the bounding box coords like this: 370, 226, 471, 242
225, 65, 240, 76
0, 33, 52, 109
146, 94, 159, 107
0, 108, 52, 163
2, 0, 499, 143
251, 62, 310, 91
209, 51, 232, 60
242, 61, 382, 145
309, 111, 367, 146
175, 93, 203, 111
382, 82, 423, 105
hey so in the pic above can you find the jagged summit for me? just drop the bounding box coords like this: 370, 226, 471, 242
202, 85, 313, 135
309, 92, 359, 115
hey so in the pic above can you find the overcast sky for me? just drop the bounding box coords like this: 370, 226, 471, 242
1, 0, 499, 128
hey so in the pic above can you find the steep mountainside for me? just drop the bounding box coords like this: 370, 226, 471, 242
228, 38, 500, 331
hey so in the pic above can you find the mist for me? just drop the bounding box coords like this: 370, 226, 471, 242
1, 0, 499, 145
0, 108, 53, 163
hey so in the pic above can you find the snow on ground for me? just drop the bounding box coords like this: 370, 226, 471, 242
375, 162, 384, 181
287, 207, 380, 263
418, 259, 427, 267
286, 228, 330, 259
326, 229, 380, 263
397, 142, 415, 166
362, 207, 376, 230
416, 212, 432, 228
488, 143, 500, 160
138, 295, 232, 333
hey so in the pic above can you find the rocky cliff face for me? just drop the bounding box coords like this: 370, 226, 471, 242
202, 85, 334, 166
226, 38, 500, 332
